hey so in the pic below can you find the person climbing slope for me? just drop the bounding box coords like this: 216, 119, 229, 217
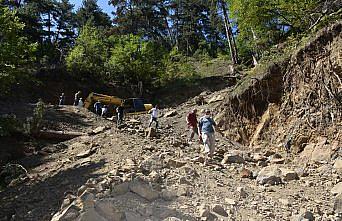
186, 108, 198, 143
74, 91, 81, 106
116, 105, 124, 126
94, 100, 102, 115
148, 105, 159, 129
198, 109, 217, 161
77, 98, 84, 108
59, 93, 65, 106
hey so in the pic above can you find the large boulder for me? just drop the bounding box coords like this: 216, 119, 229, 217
240, 168, 253, 178
208, 94, 224, 104
334, 159, 342, 170
94, 199, 126, 221
221, 151, 245, 164
164, 110, 178, 117
161, 189, 179, 201
129, 180, 160, 201
334, 194, 342, 214
111, 182, 130, 196
77, 208, 107, 221
311, 144, 333, 163
298, 143, 315, 164
120, 159, 137, 172
291, 210, 315, 221
90, 126, 107, 135
51, 204, 81, 221
299, 137, 334, 164
166, 159, 187, 168
256, 165, 282, 185
331, 182, 342, 195
198, 204, 217, 221
139, 155, 164, 174
280, 168, 299, 182
212, 204, 228, 217
79, 191, 95, 209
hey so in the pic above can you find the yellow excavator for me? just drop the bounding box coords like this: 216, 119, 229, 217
84, 92, 153, 115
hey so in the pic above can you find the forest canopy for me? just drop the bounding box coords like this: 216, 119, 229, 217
0, 0, 340, 95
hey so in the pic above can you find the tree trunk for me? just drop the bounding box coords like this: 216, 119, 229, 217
220, 0, 238, 64
175, 3, 179, 51
251, 28, 259, 66
48, 12, 51, 42
164, 16, 175, 46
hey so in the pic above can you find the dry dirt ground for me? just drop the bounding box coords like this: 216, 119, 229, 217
0, 90, 340, 221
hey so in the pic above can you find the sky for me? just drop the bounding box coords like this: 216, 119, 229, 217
69, 0, 114, 17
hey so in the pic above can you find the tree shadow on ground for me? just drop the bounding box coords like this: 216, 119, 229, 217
44, 107, 94, 131
0, 159, 107, 221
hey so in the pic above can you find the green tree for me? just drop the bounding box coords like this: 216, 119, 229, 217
110, 1, 169, 43
105, 34, 167, 86
0, 5, 37, 95
8, 0, 64, 66
227, 0, 324, 63
54, 0, 77, 61
76, 0, 112, 29
66, 24, 108, 80
110, 0, 228, 56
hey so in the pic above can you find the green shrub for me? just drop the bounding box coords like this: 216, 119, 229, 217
0, 115, 21, 137
23, 99, 45, 134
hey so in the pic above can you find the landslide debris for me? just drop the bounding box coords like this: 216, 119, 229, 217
0, 22, 341, 221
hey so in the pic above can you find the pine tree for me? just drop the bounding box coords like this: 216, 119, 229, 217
110, 1, 169, 44
76, 0, 112, 29
54, 0, 76, 58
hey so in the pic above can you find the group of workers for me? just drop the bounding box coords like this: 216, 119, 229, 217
146, 105, 218, 161
93, 100, 124, 125
186, 108, 217, 160
93, 100, 110, 117
59, 91, 217, 163
59, 91, 83, 107
59, 91, 125, 125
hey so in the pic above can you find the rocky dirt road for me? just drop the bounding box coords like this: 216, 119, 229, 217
0, 96, 341, 221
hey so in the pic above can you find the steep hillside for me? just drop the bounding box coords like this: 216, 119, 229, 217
217, 21, 342, 151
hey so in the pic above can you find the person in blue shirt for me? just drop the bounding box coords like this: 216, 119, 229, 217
94, 100, 102, 115
198, 109, 217, 159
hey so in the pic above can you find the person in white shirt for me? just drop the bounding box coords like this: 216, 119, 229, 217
74, 91, 81, 106
77, 98, 84, 108
148, 105, 158, 129
101, 105, 108, 117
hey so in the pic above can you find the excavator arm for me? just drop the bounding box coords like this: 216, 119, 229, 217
84, 92, 123, 109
